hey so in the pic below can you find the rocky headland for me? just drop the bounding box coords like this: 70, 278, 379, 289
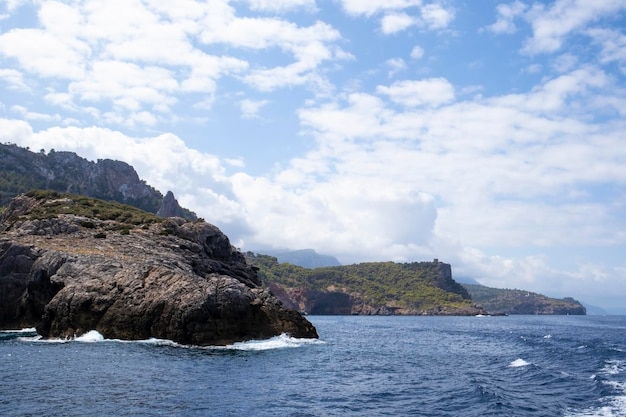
247, 253, 488, 316
463, 284, 586, 315
0, 191, 317, 345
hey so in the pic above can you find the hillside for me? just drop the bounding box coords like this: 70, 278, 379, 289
463, 284, 586, 315
246, 253, 486, 315
0, 142, 196, 220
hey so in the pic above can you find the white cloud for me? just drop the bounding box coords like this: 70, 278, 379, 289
410, 45, 424, 59
338, 0, 422, 17
0, 0, 345, 126
420, 3, 454, 30
0, 68, 29, 91
486, 1, 527, 34
385, 58, 407, 77
240, 98, 269, 119
245, 0, 317, 13
10, 105, 62, 122
587, 28, 626, 65
377, 78, 455, 107
381, 13, 415, 34
339, 0, 454, 33
522, 0, 626, 54
1, 0, 27, 12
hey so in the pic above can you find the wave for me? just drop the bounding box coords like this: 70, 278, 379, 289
222, 333, 325, 351
11, 330, 322, 351
0, 327, 37, 334
566, 360, 626, 416
509, 358, 530, 368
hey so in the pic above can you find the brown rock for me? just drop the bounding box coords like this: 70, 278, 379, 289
0, 194, 317, 345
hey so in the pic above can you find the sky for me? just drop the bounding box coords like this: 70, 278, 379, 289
0, 0, 625, 313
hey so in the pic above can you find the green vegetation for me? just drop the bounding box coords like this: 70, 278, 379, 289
463, 283, 586, 315
15, 190, 163, 227
247, 253, 476, 312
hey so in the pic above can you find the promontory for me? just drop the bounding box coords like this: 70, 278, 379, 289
0, 191, 318, 345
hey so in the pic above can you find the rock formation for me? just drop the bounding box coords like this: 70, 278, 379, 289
0, 143, 196, 220
0, 192, 317, 345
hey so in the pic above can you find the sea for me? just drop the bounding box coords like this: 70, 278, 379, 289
1, 315, 625, 417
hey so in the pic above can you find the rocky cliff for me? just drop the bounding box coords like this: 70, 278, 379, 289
0, 143, 196, 220
0, 192, 317, 345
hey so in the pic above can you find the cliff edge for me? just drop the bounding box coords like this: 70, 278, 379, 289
0, 191, 317, 345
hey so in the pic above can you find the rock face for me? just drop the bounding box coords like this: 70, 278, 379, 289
0, 193, 317, 345
0, 143, 196, 220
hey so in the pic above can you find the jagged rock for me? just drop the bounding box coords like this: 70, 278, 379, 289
157, 191, 197, 220
0, 143, 196, 220
0, 193, 317, 345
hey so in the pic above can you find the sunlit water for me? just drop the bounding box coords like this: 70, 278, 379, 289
1, 315, 625, 416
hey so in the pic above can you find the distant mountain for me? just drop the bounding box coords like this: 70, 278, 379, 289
260, 248, 341, 268
246, 253, 486, 316
0, 142, 196, 220
583, 303, 607, 315
453, 275, 481, 285
463, 284, 586, 315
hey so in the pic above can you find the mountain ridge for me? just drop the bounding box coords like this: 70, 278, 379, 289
0, 142, 196, 220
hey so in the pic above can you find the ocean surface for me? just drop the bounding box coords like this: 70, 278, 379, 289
1, 315, 625, 417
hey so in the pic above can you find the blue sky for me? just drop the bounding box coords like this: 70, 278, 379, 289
1, 0, 626, 312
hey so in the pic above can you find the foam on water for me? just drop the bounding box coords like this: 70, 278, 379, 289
566, 360, 626, 417
509, 358, 530, 368
0, 328, 37, 334
74, 330, 105, 343
11, 329, 321, 351
224, 333, 324, 351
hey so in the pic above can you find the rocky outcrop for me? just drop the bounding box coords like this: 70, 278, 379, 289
0, 143, 196, 220
157, 191, 196, 220
0, 193, 317, 345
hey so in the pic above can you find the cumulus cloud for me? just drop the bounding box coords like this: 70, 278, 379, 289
522, 0, 626, 54
245, 0, 317, 12
0, 68, 29, 91
338, 0, 423, 17
377, 78, 455, 107
0, 0, 345, 127
587, 28, 626, 66
381, 12, 415, 34
339, 0, 454, 33
485, 1, 527, 34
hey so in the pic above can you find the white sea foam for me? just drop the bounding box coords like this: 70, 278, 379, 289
567, 362, 626, 416
509, 358, 530, 368
13, 330, 322, 351
0, 327, 37, 334
602, 360, 625, 376
565, 394, 626, 417
74, 330, 105, 343
223, 333, 324, 351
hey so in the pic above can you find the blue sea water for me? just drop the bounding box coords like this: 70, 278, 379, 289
1, 315, 625, 417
